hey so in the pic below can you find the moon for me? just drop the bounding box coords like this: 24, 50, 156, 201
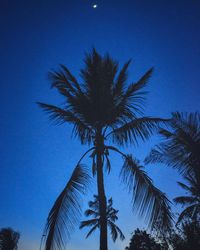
92, 4, 98, 9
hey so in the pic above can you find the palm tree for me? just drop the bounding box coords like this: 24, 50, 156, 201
0, 228, 20, 250
145, 112, 200, 224
174, 173, 200, 224
80, 195, 125, 242
145, 112, 200, 177
38, 49, 173, 250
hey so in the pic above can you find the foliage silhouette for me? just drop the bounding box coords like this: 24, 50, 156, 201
80, 195, 125, 242
0, 228, 20, 250
145, 112, 200, 224
38, 49, 173, 250
145, 112, 200, 177
169, 220, 200, 250
174, 173, 200, 224
125, 228, 163, 250
43, 164, 90, 250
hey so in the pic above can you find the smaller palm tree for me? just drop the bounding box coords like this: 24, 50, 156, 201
174, 173, 200, 224
0, 228, 20, 250
80, 195, 125, 242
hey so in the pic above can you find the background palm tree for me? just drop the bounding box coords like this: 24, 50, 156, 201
174, 173, 200, 224
80, 195, 125, 242
145, 112, 200, 224
145, 112, 200, 177
0, 228, 20, 250
39, 49, 173, 250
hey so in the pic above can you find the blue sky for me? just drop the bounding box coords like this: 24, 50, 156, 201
0, 0, 200, 249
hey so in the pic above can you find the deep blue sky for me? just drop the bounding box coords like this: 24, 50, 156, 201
0, 0, 200, 249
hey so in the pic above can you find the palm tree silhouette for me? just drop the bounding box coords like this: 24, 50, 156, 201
145, 112, 200, 224
174, 173, 200, 224
0, 228, 20, 250
38, 49, 173, 250
145, 112, 200, 176
80, 195, 125, 242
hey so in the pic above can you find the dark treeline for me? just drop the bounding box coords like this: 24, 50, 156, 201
125, 221, 200, 250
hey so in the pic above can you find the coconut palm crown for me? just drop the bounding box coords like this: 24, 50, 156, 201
80, 195, 125, 242
38, 49, 173, 250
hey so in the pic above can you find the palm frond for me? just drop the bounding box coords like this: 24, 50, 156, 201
113, 60, 131, 96
49, 64, 82, 95
37, 103, 94, 144
177, 181, 192, 193
114, 68, 154, 117
79, 219, 98, 229
85, 224, 99, 238
59, 65, 82, 93
90, 150, 97, 176
43, 164, 90, 250
173, 196, 197, 205
145, 112, 200, 176
107, 117, 168, 146
177, 204, 200, 224
108, 221, 125, 242
122, 68, 153, 100
145, 147, 167, 165
84, 209, 99, 218
120, 155, 173, 234
105, 154, 111, 174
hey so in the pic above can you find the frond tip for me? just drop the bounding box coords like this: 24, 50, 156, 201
43, 164, 90, 250
120, 155, 173, 234
107, 117, 169, 146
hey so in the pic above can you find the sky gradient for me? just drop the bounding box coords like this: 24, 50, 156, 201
0, 1, 200, 249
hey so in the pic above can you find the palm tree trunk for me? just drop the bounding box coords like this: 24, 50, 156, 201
96, 131, 108, 250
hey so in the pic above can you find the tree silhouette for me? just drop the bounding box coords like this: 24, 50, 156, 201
174, 173, 200, 224
145, 112, 200, 177
145, 112, 200, 224
169, 220, 200, 250
0, 228, 20, 250
80, 195, 125, 242
38, 49, 173, 250
125, 228, 163, 250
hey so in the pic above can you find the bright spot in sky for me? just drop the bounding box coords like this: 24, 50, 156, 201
92, 4, 98, 9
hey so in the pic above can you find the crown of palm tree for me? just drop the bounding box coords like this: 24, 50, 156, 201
0, 228, 20, 250
38, 49, 166, 146
38, 49, 173, 250
80, 195, 125, 242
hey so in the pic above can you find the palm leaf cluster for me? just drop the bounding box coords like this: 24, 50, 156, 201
120, 155, 173, 233
145, 112, 200, 224
80, 195, 125, 242
43, 164, 90, 250
0, 228, 20, 250
38, 49, 164, 146
39, 49, 173, 250
174, 173, 200, 224
145, 112, 200, 176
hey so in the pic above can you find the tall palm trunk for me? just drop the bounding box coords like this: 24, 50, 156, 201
96, 130, 108, 250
